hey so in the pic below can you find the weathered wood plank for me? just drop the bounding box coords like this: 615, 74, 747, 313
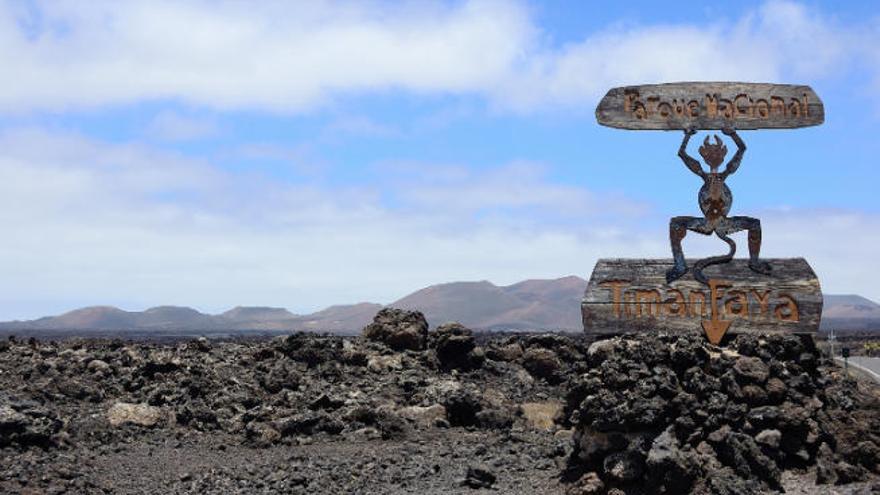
595, 82, 824, 130
582, 258, 822, 337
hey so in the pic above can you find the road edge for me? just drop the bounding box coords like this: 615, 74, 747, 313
834, 357, 880, 384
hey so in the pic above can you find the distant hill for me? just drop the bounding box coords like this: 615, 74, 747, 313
32, 306, 140, 329
0, 276, 587, 334
391, 276, 586, 330
1, 277, 877, 334
5, 305, 222, 331
221, 306, 297, 323
821, 294, 880, 333
295, 303, 384, 335
822, 295, 880, 318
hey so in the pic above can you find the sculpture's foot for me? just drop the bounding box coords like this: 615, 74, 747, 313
749, 259, 772, 275
666, 264, 688, 284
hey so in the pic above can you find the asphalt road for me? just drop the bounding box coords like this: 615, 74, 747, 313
838, 356, 880, 383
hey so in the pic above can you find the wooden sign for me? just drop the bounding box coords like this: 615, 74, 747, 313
595, 82, 824, 130
582, 258, 822, 343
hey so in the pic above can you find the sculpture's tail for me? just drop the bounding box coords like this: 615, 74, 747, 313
693, 231, 736, 285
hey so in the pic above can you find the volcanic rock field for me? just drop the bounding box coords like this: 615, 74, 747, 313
1, 308, 879, 494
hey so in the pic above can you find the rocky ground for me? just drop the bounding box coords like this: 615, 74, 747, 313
1, 308, 879, 494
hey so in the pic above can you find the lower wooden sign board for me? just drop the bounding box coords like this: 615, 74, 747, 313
582, 258, 822, 343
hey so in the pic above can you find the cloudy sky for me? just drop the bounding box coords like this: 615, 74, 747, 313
1, 0, 878, 320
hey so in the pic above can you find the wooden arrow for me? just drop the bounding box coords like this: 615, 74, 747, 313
702, 319, 732, 345
702, 278, 732, 345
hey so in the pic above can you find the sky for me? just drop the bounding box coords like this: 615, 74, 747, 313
0, 0, 879, 320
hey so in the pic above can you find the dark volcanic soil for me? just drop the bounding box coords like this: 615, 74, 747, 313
1, 314, 879, 494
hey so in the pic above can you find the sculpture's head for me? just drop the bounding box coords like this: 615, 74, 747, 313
699, 135, 728, 170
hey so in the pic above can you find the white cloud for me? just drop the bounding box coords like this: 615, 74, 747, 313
0, 1, 872, 114
493, 0, 855, 111
323, 115, 400, 139
0, 128, 656, 319
147, 110, 219, 141
758, 209, 880, 298
0, 1, 876, 319
382, 160, 648, 219
0, 0, 532, 113
0, 128, 876, 320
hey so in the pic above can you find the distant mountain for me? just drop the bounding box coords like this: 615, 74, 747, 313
392, 281, 523, 327
221, 306, 298, 323
2, 305, 220, 331
822, 295, 880, 318
1, 278, 877, 334
296, 303, 384, 335
391, 276, 586, 330
137, 306, 217, 328
821, 295, 880, 333
31, 306, 139, 330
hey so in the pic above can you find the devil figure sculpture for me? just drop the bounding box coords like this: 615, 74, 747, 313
666, 127, 772, 285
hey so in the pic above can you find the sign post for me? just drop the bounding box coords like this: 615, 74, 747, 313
583, 82, 825, 345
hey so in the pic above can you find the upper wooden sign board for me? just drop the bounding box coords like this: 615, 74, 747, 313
595, 82, 824, 130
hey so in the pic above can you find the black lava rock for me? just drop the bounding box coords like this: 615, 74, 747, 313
429, 322, 483, 371
362, 308, 428, 351
462, 464, 496, 489
566, 333, 880, 494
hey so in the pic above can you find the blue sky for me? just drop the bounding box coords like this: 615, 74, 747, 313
0, 0, 879, 320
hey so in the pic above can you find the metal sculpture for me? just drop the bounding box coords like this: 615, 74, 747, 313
584, 82, 826, 344
666, 127, 771, 284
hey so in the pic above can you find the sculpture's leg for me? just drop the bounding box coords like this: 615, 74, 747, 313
667, 216, 710, 283
722, 216, 772, 275
667, 217, 688, 282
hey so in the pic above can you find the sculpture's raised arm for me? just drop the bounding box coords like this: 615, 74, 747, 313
678, 127, 705, 178
721, 127, 746, 178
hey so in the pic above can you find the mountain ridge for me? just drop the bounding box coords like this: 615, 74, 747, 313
1, 277, 877, 334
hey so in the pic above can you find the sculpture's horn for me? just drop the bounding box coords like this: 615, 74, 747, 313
703, 136, 710, 146
714, 135, 722, 146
